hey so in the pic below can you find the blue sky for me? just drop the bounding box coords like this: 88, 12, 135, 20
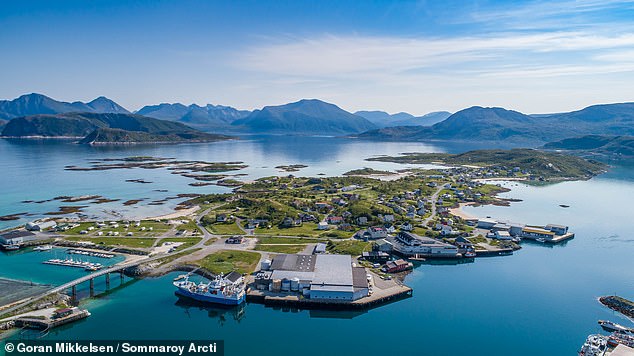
2, 0, 634, 114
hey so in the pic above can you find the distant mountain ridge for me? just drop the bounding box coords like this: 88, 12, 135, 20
136, 103, 250, 130
1, 112, 230, 144
0, 93, 129, 119
354, 110, 451, 127
232, 99, 377, 134
355, 103, 634, 144
543, 135, 634, 157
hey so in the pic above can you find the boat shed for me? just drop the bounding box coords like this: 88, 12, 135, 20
0, 230, 36, 246
25, 220, 57, 231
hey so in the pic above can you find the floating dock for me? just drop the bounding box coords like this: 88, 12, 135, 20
43, 258, 103, 271
67, 248, 115, 259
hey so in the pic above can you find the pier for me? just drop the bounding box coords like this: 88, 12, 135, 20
0, 253, 169, 318
13, 308, 90, 331
247, 284, 412, 310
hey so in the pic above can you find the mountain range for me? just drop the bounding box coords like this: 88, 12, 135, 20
354, 110, 451, 128
231, 99, 377, 134
136, 103, 250, 130
543, 135, 634, 157
2, 93, 634, 146
355, 103, 634, 144
0, 93, 129, 120
1, 112, 230, 144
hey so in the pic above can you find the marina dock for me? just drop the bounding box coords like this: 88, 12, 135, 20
43, 258, 103, 271
66, 248, 115, 259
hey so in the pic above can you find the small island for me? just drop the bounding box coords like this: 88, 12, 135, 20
366, 148, 607, 181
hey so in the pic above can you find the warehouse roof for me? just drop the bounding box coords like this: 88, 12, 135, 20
270, 254, 316, 272
312, 254, 353, 286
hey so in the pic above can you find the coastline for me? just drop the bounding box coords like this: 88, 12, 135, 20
449, 202, 479, 220
144, 206, 200, 220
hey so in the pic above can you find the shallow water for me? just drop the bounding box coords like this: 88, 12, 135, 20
1, 137, 633, 355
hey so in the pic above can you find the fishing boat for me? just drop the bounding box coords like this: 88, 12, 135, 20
578, 334, 607, 356
608, 332, 634, 348
34, 245, 53, 251
173, 272, 246, 306
598, 320, 634, 334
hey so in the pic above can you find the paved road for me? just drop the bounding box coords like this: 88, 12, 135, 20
422, 186, 445, 226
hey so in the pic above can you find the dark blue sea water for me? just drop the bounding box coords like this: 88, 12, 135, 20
1, 137, 633, 355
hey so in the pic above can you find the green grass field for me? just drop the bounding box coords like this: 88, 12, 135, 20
62, 220, 172, 237
254, 244, 307, 254
327, 240, 371, 256
255, 223, 323, 237
192, 250, 260, 274
206, 222, 244, 235
63, 236, 157, 248
256, 236, 318, 244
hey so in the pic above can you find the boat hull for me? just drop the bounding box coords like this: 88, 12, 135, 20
175, 287, 245, 306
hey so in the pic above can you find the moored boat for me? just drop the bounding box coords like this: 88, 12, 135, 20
34, 245, 53, 251
578, 334, 607, 356
598, 320, 634, 334
174, 272, 246, 306
2, 244, 21, 251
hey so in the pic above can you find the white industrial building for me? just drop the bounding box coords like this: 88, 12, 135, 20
25, 220, 57, 231
388, 231, 459, 258
255, 254, 369, 302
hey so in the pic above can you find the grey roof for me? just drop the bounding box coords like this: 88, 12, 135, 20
270, 254, 316, 272
352, 267, 368, 289
312, 254, 352, 286
0, 230, 35, 240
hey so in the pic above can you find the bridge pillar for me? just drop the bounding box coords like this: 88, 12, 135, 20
120, 271, 124, 283
105, 273, 110, 288
71, 285, 77, 298
89, 278, 94, 297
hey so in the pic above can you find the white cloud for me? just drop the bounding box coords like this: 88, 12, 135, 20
235, 32, 634, 78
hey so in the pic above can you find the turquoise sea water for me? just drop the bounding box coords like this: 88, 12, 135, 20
1, 137, 633, 355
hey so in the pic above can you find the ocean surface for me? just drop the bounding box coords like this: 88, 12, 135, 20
1, 136, 633, 355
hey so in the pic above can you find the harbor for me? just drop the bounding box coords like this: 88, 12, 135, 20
43, 258, 103, 271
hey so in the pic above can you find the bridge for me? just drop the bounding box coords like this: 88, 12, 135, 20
0, 253, 170, 319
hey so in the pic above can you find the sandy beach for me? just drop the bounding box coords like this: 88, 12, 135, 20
449, 202, 479, 220
146, 206, 200, 220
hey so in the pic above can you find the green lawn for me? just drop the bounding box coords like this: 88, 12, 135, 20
256, 236, 318, 244
62, 220, 172, 237
318, 230, 355, 239
192, 250, 261, 275
174, 219, 202, 234
327, 240, 371, 256
63, 236, 157, 248
255, 223, 322, 237
255, 244, 307, 254
206, 222, 244, 235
